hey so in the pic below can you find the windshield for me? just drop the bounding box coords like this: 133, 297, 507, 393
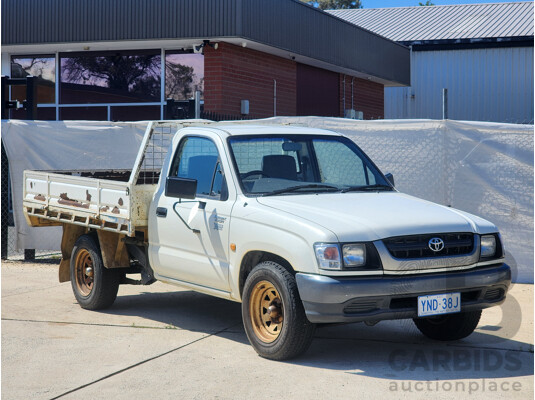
228, 134, 392, 196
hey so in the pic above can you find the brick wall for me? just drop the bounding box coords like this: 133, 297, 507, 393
204, 42, 384, 120
204, 42, 296, 118
339, 75, 384, 119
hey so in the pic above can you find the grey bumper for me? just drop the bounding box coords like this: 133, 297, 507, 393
296, 263, 511, 324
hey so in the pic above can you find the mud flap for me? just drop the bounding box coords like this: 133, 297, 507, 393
59, 224, 88, 283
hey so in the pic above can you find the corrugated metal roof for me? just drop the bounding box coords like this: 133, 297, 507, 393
1, 0, 410, 86
328, 2, 534, 42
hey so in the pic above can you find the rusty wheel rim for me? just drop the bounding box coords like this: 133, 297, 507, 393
74, 249, 94, 296
249, 280, 283, 343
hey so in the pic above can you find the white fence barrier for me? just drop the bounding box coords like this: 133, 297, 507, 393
2, 118, 532, 282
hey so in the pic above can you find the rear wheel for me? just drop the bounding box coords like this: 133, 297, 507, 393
242, 261, 315, 360
70, 234, 120, 310
413, 310, 482, 341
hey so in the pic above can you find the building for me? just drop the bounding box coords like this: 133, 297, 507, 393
1, 0, 409, 121
330, 2, 534, 123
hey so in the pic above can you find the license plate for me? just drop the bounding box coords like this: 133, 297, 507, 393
418, 292, 461, 317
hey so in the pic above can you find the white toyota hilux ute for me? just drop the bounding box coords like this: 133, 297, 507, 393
23, 121, 511, 360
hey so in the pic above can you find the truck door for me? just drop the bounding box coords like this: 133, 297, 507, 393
150, 134, 234, 292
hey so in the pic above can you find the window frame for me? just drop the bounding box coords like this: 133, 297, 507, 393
7, 47, 205, 121
10, 54, 57, 105
169, 135, 228, 201
227, 134, 391, 197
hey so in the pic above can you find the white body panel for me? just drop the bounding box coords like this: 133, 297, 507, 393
148, 128, 237, 293
23, 170, 141, 234
256, 192, 498, 241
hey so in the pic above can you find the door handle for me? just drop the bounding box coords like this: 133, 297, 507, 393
156, 207, 167, 217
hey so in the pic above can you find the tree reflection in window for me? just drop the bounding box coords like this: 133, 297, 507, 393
60, 51, 161, 103
11, 56, 56, 103
165, 52, 204, 101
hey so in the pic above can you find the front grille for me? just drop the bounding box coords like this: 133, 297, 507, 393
383, 233, 474, 259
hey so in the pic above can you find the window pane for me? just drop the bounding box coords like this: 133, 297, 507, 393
230, 138, 299, 174
11, 56, 56, 103
111, 106, 160, 121
59, 106, 107, 121
313, 140, 367, 186
212, 163, 227, 198
165, 52, 204, 100
171, 137, 219, 197
60, 51, 161, 104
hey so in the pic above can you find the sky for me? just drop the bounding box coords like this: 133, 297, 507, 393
362, 0, 530, 8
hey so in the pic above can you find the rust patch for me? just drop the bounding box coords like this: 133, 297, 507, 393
112, 206, 120, 214
118, 198, 124, 206
34, 194, 46, 201
100, 206, 109, 212
86, 190, 92, 202
30, 182, 33, 189
58, 199, 90, 209
58, 193, 89, 209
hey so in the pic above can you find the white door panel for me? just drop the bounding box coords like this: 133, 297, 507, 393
150, 133, 234, 292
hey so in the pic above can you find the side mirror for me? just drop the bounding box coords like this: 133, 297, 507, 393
166, 177, 197, 199
385, 173, 395, 187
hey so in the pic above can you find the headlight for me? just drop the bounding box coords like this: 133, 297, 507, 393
314, 243, 341, 270
342, 244, 366, 267
480, 235, 497, 258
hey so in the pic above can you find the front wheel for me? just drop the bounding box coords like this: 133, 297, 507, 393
242, 261, 315, 360
413, 310, 482, 341
70, 234, 120, 310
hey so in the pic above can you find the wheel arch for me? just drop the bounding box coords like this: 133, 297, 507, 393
238, 250, 294, 298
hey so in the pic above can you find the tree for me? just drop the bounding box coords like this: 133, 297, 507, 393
62, 53, 201, 101
61, 54, 161, 100
418, 1, 435, 5
165, 62, 197, 100
302, 0, 362, 10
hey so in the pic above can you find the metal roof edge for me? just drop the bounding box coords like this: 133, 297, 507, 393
403, 35, 534, 51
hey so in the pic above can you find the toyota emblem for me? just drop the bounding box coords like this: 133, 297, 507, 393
428, 237, 445, 252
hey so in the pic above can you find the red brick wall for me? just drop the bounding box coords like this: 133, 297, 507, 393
204, 42, 296, 118
339, 75, 384, 119
204, 42, 384, 120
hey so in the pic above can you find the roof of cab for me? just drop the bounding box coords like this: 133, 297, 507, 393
182, 124, 341, 138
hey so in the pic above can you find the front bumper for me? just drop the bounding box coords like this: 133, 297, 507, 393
296, 263, 511, 324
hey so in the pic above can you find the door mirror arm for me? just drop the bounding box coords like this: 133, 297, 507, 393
172, 201, 204, 234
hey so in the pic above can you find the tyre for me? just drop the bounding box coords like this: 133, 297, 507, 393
70, 234, 120, 310
242, 261, 316, 360
413, 310, 482, 341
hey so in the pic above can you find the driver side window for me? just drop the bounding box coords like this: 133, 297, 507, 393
169, 136, 228, 200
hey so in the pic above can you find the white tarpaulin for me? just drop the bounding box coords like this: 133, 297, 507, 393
2, 118, 533, 282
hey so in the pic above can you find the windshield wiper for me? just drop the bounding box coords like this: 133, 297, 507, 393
263, 184, 340, 197
341, 183, 393, 193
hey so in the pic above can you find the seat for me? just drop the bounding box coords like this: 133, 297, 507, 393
262, 155, 298, 181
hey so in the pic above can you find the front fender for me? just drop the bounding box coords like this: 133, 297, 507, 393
228, 202, 335, 300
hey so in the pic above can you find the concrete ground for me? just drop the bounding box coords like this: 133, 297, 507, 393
2, 260, 533, 400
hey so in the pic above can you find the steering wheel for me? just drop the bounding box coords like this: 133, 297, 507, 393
242, 170, 270, 179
